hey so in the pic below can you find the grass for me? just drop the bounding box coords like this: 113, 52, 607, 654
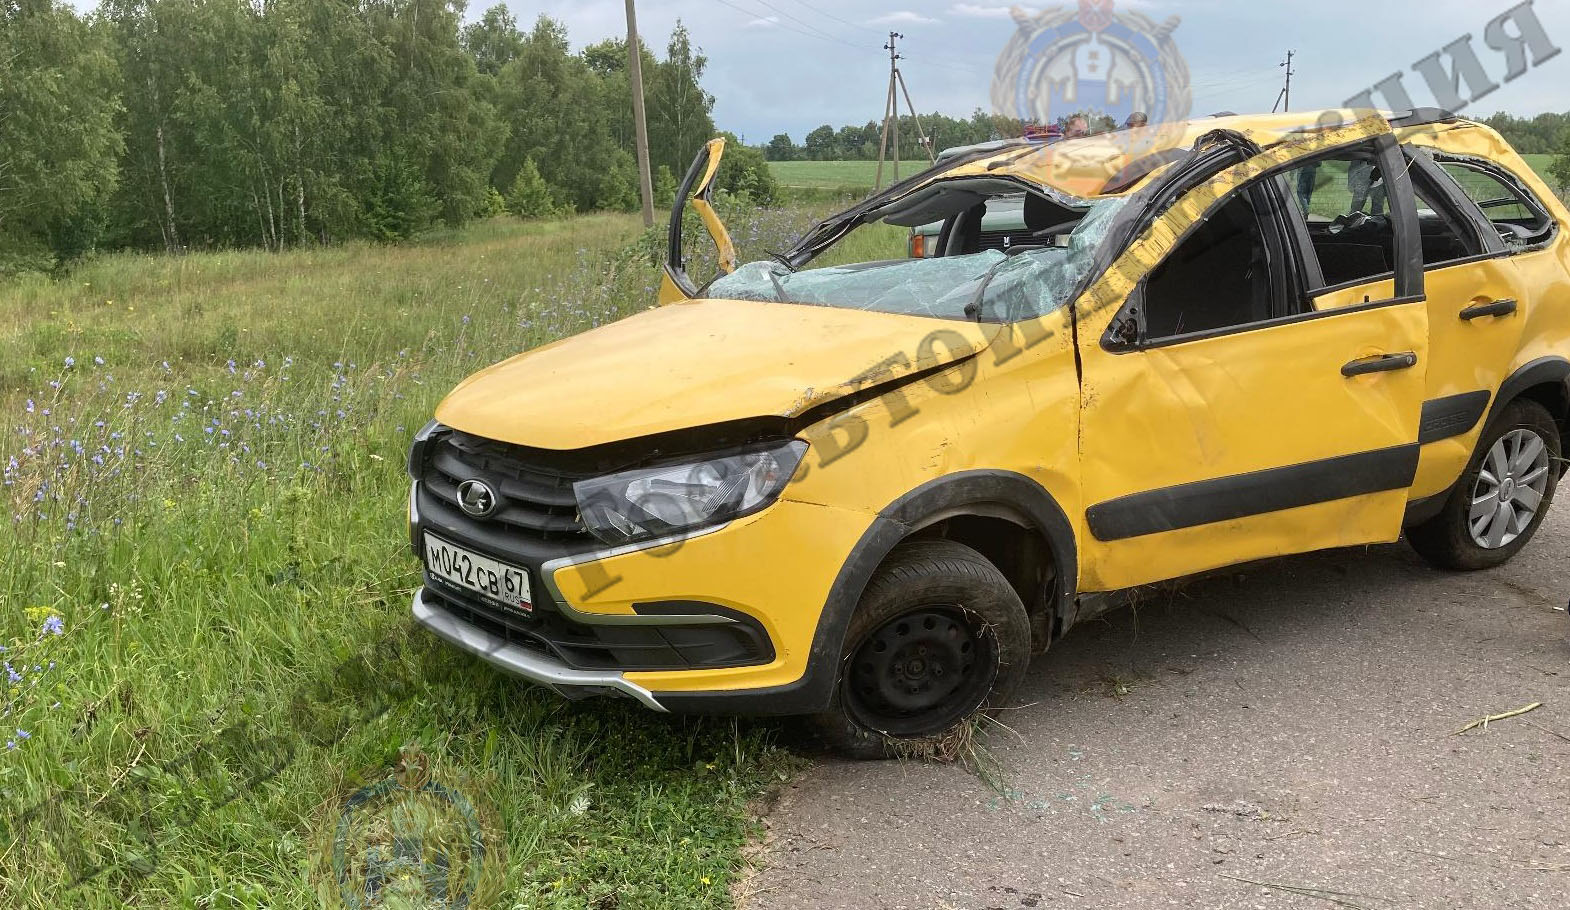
769, 160, 884, 194
0, 210, 850, 909
1522, 154, 1557, 186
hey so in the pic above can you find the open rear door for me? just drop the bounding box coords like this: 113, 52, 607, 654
659, 138, 737, 304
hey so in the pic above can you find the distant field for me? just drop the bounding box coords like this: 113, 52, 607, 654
775, 154, 1565, 193
1522, 154, 1559, 187
770, 160, 887, 191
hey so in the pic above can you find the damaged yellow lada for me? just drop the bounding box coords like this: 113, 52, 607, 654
408, 109, 1568, 757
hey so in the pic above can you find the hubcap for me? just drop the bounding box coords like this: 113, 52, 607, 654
1468, 428, 1552, 550
842, 607, 998, 738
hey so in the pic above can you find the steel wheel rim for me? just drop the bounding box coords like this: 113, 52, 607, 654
842, 606, 999, 738
1468, 428, 1552, 549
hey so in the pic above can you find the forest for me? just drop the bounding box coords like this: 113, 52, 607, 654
766, 110, 1570, 164
762, 111, 1029, 163
0, 0, 776, 273
7, 0, 1569, 276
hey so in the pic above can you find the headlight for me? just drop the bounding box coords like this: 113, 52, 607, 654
574, 440, 808, 546
407, 420, 444, 479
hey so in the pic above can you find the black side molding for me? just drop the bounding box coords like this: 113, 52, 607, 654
1418, 391, 1491, 445
1086, 444, 1422, 542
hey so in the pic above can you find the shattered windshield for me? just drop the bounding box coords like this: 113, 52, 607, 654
704, 197, 1128, 323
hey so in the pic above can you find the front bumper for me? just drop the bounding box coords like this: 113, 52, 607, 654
413, 588, 667, 711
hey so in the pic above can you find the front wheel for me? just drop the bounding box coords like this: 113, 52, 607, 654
812, 540, 1032, 760
1408, 398, 1561, 571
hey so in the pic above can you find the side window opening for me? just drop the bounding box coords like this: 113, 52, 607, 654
1438, 160, 1555, 248
1142, 187, 1284, 340
1279, 150, 1397, 290
1408, 171, 1485, 268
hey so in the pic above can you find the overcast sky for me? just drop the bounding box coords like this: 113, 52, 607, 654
508, 0, 1569, 141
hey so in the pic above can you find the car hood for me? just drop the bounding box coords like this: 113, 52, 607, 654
435, 298, 999, 450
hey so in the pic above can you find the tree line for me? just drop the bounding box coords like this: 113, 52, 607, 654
1, 0, 776, 274
764, 111, 1027, 162
1481, 112, 1570, 156
768, 109, 1570, 177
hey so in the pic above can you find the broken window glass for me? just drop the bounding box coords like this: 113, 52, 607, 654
1440, 161, 1554, 246
706, 197, 1129, 323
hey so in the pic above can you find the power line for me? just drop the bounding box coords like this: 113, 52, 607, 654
789, 0, 882, 34
750, 0, 860, 45
710, 0, 867, 50
899, 52, 983, 76
1190, 61, 1288, 83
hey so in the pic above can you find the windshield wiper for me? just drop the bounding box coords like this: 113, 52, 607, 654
767, 268, 793, 303
963, 246, 1051, 322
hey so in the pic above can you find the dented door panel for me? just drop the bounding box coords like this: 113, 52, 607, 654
1410, 256, 1530, 498
1078, 302, 1430, 591
1074, 113, 1432, 592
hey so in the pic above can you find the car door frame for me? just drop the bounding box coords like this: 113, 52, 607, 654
1094, 128, 1427, 352
1399, 144, 1548, 511
660, 138, 738, 303
1070, 119, 1434, 591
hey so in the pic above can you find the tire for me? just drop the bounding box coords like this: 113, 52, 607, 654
1408, 398, 1562, 571
811, 539, 1033, 760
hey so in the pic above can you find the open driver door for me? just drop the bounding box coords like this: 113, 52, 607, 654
659, 138, 738, 304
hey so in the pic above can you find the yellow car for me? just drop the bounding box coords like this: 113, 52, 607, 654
408, 109, 1567, 757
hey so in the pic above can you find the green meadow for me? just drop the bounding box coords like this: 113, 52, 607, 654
0, 209, 873, 909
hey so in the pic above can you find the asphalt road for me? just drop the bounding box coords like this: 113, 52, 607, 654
745, 507, 1570, 910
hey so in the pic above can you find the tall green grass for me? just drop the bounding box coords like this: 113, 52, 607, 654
0, 211, 846, 908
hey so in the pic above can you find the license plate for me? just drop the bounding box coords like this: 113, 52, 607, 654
423, 534, 532, 615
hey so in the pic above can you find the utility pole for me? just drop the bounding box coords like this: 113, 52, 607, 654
1273, 50, 1295, 113
625, 0, 655, 227
873, 32, 936, 190
890, 34, 901, 184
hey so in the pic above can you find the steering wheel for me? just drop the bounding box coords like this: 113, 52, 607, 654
1327, 211, 1370, 236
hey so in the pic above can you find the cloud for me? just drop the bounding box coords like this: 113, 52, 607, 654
950, 3, 1036, 18
744, 16, 779, 28
868, 11, 941, 25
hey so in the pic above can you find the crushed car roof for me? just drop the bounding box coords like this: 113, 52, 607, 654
782, 108, 1491, 266
940, 108, 1468, 199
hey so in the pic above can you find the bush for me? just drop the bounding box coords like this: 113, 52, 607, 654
0, 232, 57, 277
362, 158, 439, 242
654, 165, 678, 209
595, 152, 642, 213
478, 186, 508, 218
505, 159, 558, 219
713, 135, 778, 205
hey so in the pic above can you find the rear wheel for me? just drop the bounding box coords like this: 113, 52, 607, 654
1408, 398, 1561, 570
813, 540, 1032, 760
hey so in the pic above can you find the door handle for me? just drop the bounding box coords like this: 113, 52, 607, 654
1459, 299, 1518, 320
1342, 352, 1418, 377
